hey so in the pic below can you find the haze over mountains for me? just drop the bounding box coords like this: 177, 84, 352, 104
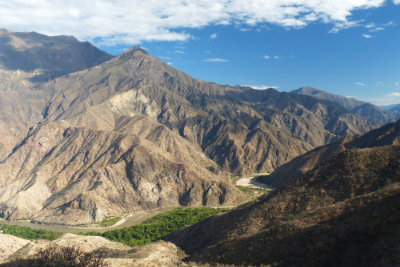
292, 87, 400, 126
0, 30, 398, 226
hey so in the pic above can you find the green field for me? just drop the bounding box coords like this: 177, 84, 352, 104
0, 224, 60, 240
85, 207, 229, 246
0, 207, 229, 246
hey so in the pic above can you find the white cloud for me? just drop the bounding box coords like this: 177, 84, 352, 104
393, 0, 400, 4
369, 27, 384, 32
395, 82, 400, 87
330, 20, 360, 33
362, 34, 373, 38
210, 33, 217, 39
243, 85, 279, 90
175, 50, 185, 54
365, 23, 376, 29
264, 55, 279, 60
362, 92, 400, 105
354, 82, 366, 86
387, 92, 400, 97
364, 20, 395, 33
0, 0, 391, 45
203, 58, 228, 62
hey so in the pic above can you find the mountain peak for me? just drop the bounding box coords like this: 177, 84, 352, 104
0, 29, 112, 78
292, 86, 325, 95
120, 46, 149, 56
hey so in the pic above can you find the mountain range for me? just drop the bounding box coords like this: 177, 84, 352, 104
292, 86, 400, 126
0, 30, 398, 226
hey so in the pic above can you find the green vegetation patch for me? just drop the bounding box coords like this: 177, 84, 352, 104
86, 207, 228, 246
0, 224, 60, 240
99, 216, 121, 227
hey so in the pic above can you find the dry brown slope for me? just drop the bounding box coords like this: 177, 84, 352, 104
263, 119, 400, 188
1, 233, 189, 267
0, 114, 243, 224
41, 47, 374, 175
292, 86, 397, 126
0, 29, 112, 160
167, 145, 400, 266
0, 29, 112, 79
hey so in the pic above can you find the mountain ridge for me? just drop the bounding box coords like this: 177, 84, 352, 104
262, 118, 400, 188
292, 86, 399, 125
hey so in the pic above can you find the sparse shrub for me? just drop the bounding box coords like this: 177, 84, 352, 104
26, 244, 107, 267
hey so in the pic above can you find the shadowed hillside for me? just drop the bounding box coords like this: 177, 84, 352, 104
263, 119, 400, 188
167, 144, 400, 266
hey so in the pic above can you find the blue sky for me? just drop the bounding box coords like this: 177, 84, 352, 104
1, 0, 400, 105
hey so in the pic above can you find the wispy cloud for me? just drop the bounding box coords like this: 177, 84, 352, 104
209, 33, 217, 40
203, 58, 229, 62
365, 23, 376, 29
354, 82, 366, 86
362, 34, 373, 39
264, 55, 280, 60
175, 50, 185, 54
369, 27, 384, 32
365, 20, 395, 33
363, 91, 400, 105
387, 92, 400, 97
0, 0, 394, 45
243, 84, 279, 90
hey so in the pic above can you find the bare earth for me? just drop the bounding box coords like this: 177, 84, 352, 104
0, 233, 191, 266
235, 173, 271, 189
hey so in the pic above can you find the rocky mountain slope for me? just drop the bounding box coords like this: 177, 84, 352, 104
167, 143, 400, 266
387, 104, 400, 118
0, 29, 112, 80
292, 87, 398, 125
0, 31, 375, 224
0, 29, 112, 161
263, 119, 400, 188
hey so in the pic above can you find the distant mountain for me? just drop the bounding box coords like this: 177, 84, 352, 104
167, 132, 400, 266
292, 87, 399, 125
0, 28, 112, 80
261, 119, 400, 188
0, 29, 112, 161
387, 104, 400, 118
380, 104, 399, 110
0, 31, 375, 224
